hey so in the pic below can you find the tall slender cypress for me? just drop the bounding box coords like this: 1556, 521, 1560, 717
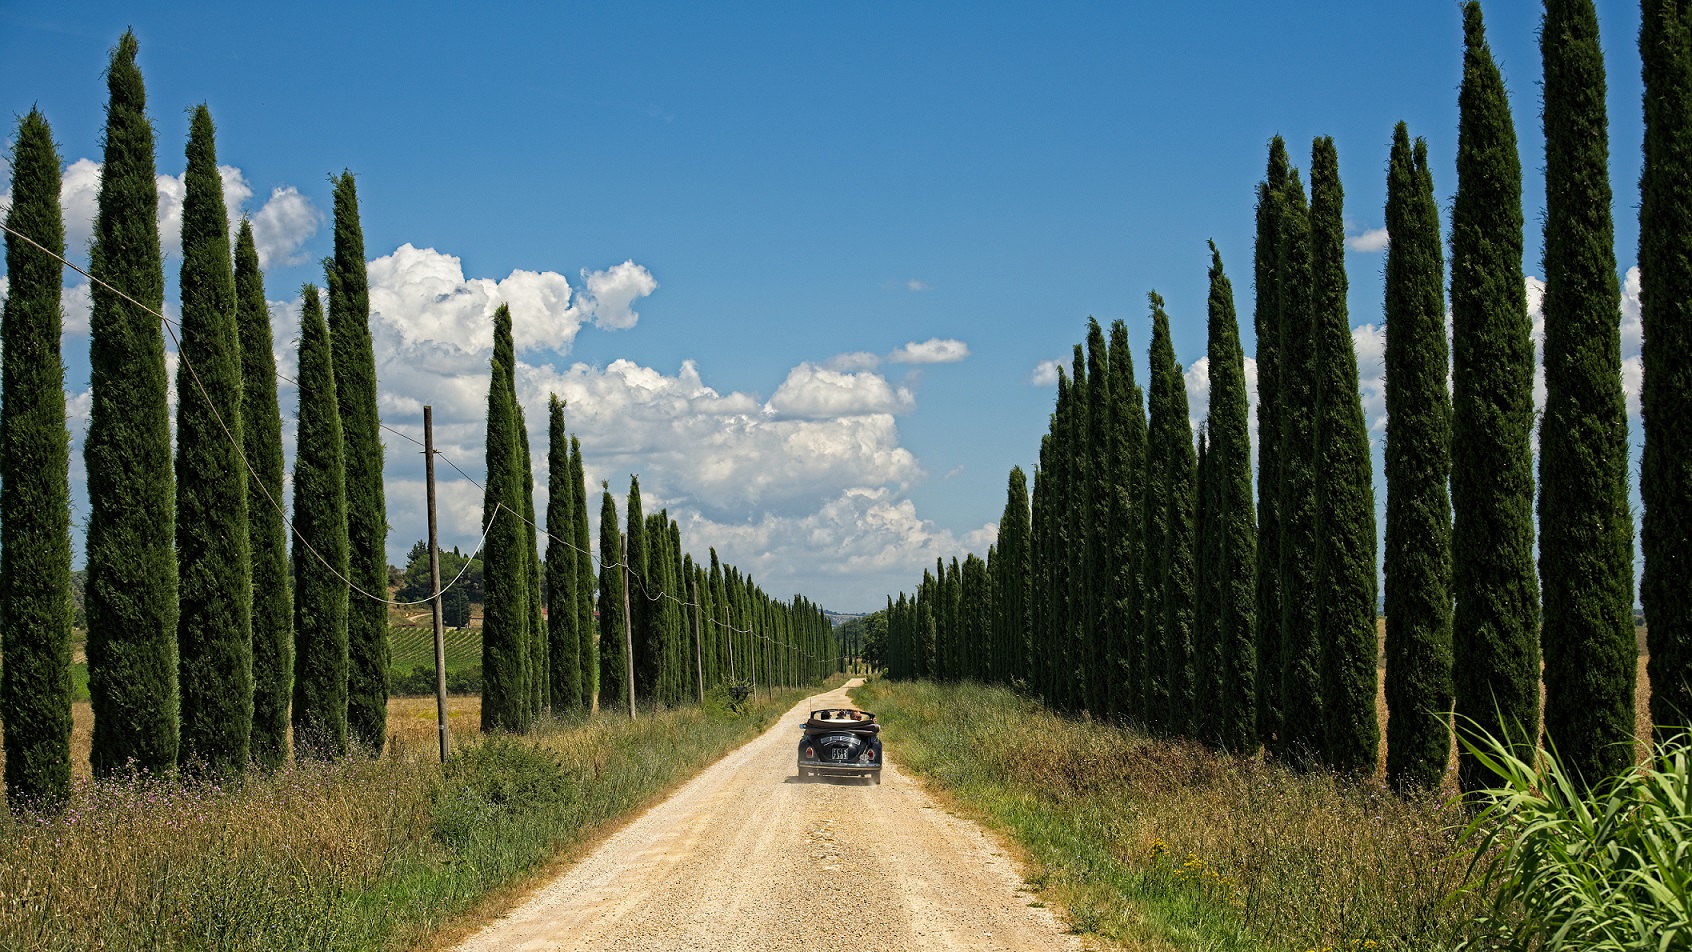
85, 31, 179, 776
1277, 169, 1324, 766
326, 172, 388, 754
1255, 138, 1291, 753
1194, 428, 1220, 741
547, 396, 581, 712
571, 437, 598, 708
997, 467, 1032, 688
1451, 1, 1542, 790
626, 476, 653, 703
1207, 243, 1259, 753
291, 287, 348, 760
1085, 321, 1111, 712
597, 485, 628, 712
1148, 293, 1197, 735
1384, 126, 1455, 792
1107, 319, 1147, 722
174, 105, 252, 776
2, 109, 74, 808
1641, 0, 1692, 738
517, 405, 547, 717
481, 305, 530, 734
1539, 0, 1636, 784
236, 220, 291, 771
1310, 138, 1381, 776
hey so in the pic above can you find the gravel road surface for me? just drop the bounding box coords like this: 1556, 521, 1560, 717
456, 678, 1082, 952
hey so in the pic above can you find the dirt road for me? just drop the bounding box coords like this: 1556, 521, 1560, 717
456, 679, 1082, 952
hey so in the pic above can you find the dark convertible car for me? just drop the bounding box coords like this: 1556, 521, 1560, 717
797, 708, 882, 783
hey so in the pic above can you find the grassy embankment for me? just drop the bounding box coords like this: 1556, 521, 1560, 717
852, 677, 1485, 952
0, 678, 840, 951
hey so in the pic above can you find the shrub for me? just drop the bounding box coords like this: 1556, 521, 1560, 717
1455, 726, 1692, 950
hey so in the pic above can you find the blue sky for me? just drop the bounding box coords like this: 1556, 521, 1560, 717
0, 1, 1649, 611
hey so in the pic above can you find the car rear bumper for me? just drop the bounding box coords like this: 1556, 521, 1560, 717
800, 762, 882, 776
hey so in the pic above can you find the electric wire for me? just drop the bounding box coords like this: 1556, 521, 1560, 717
3, 218, 826, 660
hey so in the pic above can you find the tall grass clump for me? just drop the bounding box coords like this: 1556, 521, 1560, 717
0, 686, 820, 950
852, 678, 1483, 951
1455, 725, 1691, 950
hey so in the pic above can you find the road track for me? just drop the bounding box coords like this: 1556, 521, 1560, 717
456, 678, 1082, 952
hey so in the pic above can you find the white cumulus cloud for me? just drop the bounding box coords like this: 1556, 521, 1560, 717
1346, 227, 1390, 253
766, 363, 915, 420
1030, 358, 1064, 387
889, 337, 969, 364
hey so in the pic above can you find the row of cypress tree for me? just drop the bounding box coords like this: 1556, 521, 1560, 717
883, 0, 1687, 793
0, 33, 390, 806
477, 314, 840, 734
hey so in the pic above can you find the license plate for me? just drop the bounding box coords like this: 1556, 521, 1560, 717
830, 749, 849, 761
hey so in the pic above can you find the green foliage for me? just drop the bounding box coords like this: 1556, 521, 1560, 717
1384, 124, 1455, 792
326, 172, 389, 755
546, 396, 582, 712
1, 108, 74, 809
1254, 138, 1290, 755
481, 305, 531, 735
516, 405, 547, 718
174, 104, 253, 777
85, 28, 180, 777
1276, 168, 1324, 767
291, 287, 350, 760
995, 467, 1032, 687
1205, 242, 1258, 754
1641, 0, 1692, 740
236, 220, 293, 773
1106, 319, 1147, 722
395, 540, 483, 604
597, 485, 629, 712
571, 439, 598, 705
1538, 0, 1637, 788
1451, 1, 1541, 792
626, 476, 655, 703
1147, 294, 1197, 735
1455, 727, 1692, 950
1309, 137, 1379, 776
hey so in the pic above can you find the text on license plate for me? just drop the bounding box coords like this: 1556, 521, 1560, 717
830, 749, 850, 761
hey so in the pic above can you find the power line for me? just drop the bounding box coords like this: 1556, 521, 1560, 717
2, 219, 827, 660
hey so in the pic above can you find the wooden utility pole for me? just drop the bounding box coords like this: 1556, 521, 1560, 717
691, 575, 705, 704
424, 406, 450, 762
724, 599, 736, 680
621, 532, 636, 719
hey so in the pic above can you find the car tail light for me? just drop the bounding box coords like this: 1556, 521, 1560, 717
804, 746, 815, 759
862, 748, 876, 762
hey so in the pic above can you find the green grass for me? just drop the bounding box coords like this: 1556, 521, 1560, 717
851, 678, 1482, 951
0, 679, 839, 950
66, 625, 484, 701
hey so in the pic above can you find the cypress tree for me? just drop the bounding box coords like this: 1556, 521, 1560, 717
291, 287, 349, 760
326, 172, 388, 754
1277, 168, 1324, 766
174, 105, 252, 776
1309, 138, 1381, 776
481, 304, 530, 734
546, 396, 580, 712
597, 485, 628, 712
626, 476, 653, 703
1108, 319, 1147, 723
1194, 427, 1220, 741
669, 519, 688, 701
1384, 125, 1455, 792
1539, 0, 1636, 784
1451, 1, 1541, 790
1085, 321, 1111, 712
85, 31, 179, 776
1255, 138, 1291, 753
517, 404, 547, 716
998, 467, 1033, 688
571, 437, 597, 708
1, 109, 74, 808
1641, 0, 1692, 738
1147, 293, 1197, 735
237, 220, 291, 771
1207, 242, 1259, 753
